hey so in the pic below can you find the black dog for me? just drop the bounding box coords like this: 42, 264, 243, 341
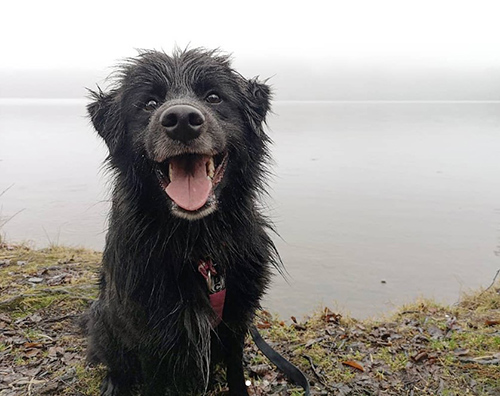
86, 49, 279, 395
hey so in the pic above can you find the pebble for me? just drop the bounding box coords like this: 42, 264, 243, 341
28, 277, 44, 283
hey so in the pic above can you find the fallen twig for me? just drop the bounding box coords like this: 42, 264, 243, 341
303, 354, 329, 389
0, 287, 95, 308
459, 354, 500, 365
41, 313, 78, 324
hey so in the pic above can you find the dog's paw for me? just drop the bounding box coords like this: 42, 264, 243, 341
100, 375, 116, 396
100, 374, 130, 396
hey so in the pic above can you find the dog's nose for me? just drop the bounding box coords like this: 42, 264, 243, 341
160, 105, 205, 143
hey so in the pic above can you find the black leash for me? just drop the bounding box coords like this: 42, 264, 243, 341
198, 263, 310, 394
249, 325, 310, 395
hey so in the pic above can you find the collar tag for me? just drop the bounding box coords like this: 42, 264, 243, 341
198, 259, 226, 293
198, 259, 226, 325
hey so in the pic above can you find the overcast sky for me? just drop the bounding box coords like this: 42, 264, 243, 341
2, 0, 500, 100
3, 0, 500, 68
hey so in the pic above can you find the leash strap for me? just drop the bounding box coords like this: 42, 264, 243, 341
249, 325, 310, 395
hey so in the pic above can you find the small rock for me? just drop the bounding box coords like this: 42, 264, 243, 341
427, 324, 444, 340
17, 260, 27, 266
29, 314, 43, 323
28, 277, 44, 283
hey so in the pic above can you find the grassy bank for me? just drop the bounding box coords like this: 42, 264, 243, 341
0, 243, 499, 395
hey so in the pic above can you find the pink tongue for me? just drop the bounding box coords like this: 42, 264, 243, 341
165, 156, 213, 211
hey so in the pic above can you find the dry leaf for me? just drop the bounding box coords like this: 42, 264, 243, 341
342, 360, 365, 372
256, 321, 271, 329
25, 349, 41, 357
411, 351, 429, 362
293, 323, 306, 331
322, 307, 341, 324
24, 342, 43, 349
249, 364, 271, 376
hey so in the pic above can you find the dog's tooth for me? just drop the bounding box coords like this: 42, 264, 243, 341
169, 162, 173, 181
207, 157, 215, 179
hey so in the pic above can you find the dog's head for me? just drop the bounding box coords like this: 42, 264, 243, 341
88, 49, 271, 220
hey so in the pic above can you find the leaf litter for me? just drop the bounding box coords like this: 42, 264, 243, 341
1, 243, 499, 395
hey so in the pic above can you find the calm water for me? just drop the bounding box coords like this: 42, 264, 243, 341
1, 99, 500, 319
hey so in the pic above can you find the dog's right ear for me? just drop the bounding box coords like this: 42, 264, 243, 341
87, 87, 124, 154
242, 78, 272, 136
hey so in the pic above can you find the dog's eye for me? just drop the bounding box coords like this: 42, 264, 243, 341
205, 93, 222, 104
144, 99, 158, 111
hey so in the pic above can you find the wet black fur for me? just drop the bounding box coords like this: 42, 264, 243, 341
85, 49, 279, 395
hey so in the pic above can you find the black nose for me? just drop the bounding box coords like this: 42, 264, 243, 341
160, 105, 205, 143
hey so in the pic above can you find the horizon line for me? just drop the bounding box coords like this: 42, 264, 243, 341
1, 98, 500, 105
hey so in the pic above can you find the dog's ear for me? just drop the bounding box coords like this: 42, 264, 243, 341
87, 87, 124, 154
244, 78, 272, 134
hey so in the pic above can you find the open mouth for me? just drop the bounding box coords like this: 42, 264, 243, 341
155, 153, 228, 216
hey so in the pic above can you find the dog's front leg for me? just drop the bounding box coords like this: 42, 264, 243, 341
224, 329, 249, 396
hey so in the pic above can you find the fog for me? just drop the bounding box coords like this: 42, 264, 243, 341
2, 0, 500, 101
1, 61, 499, 101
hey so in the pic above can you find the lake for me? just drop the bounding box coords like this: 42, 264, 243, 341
1, 99, 499, 319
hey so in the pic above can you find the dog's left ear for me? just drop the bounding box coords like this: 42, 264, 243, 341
244, 78, 272, 134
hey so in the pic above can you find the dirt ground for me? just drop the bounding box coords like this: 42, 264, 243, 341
1, 243, 499, 395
